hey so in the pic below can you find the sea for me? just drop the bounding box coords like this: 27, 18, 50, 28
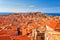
0, 12, 60, 16
45, 13, 60, 16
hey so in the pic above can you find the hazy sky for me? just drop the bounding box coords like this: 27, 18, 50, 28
0, 0, 60, 13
